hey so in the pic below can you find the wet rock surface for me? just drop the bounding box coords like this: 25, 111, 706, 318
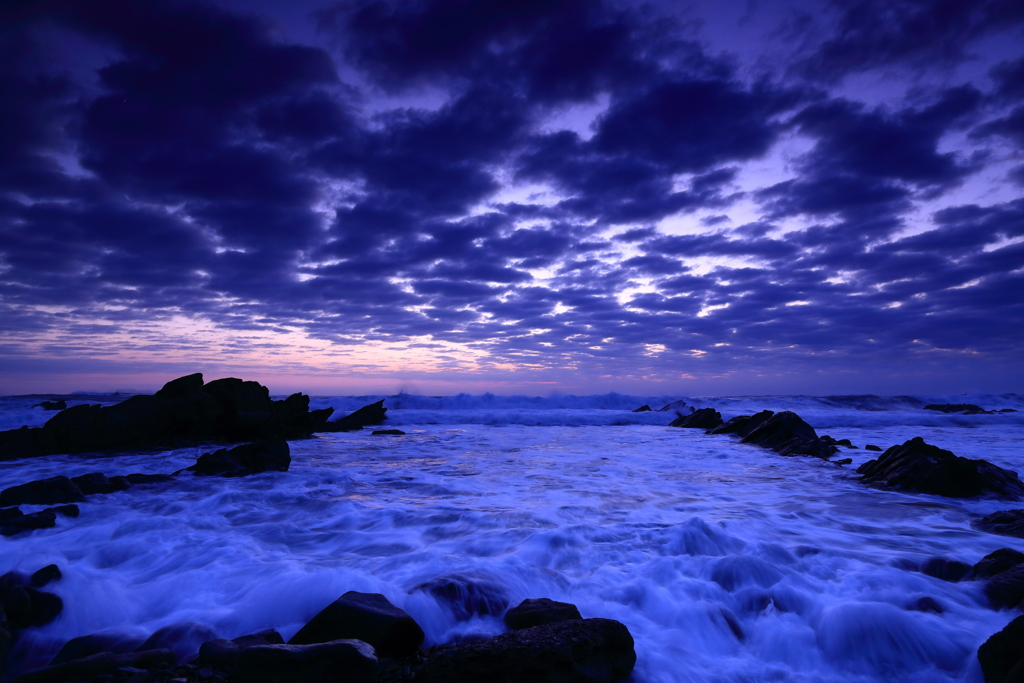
977, 614, 1024, 683
186, 439, 290, 477
504, 598, 583, 630
289, 591, 424, 658
857, 437, 1024, 499
925, 403, 992, 414
413, 574, 509, 621
234, 639, 378, 683
974, 509, 1024, 538
668, 407, 722, 429
320, 400, 388, 432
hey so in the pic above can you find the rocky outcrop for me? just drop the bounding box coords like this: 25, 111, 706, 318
234, 639, 378, 683
187, 440, 290, 477
925, 403, 990, 414
632, 405, 652, 412
415, 618, 636, 683
978, 615, 1024, 683
319, 400, 387, 432
504, 598, 582, 630
0, 374, 333, 460
739, 411, 835, 459
920, 557, 972, 582
973, 509, 1024, 538
857, 437, 1024, 499
1, 566, 64, 676
669, 408, 722, 429
289, 591, 424, 658
708, 410, 775, 437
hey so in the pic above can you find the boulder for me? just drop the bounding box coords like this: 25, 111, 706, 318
29, 565, 60, 588
415, 618, 635, 683
0, 476, 85, 506
977, 614, 1024, 683
631, 405, 652, 413
0, 511, 56, 537
414, 574, 509, 621
924, 403, 991, 414
31, 401, 66, 411
51, 632, 145, 665
669, 408, 722, 430
187, 439, 290, 477
197, 629, 284, 668
70, 472, 131, 496
973, 509, 1024, 539
233, 639, 377, 683
740, 411, 835, 459
319, 400, 387, 432
864, 444, 882, 451
974, 549, 1024, 580
0, 373, 333, 460
0, 576, 62, 630
504, 599, 583, 630
289, 591, 423, 658
857, 437, 1024, 499
708, 410, 775, 437
908, 597, 943, 614
12, 649, 176, 683
23, 587, 61, 627
920, 557, 972, 582
135, 622, 218, 663
985, 565, 1024, 610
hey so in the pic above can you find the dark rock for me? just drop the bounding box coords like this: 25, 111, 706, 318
51, 632, 146, 665
974, 509, 1024, 539
415, 617, 636, 683
708, 410, 775, 437
0, 507, 21, 521
198, 630, 284, 669
974, 549, 1024, 579
44, 504, 79, 518
371, 429, 405, 435
289, 591, 423, 658
978, 614, 1024, 683
22, 587, 61, 627
319, 400, 387, 432
1, 511, 56, 537
834, 458, 853, 466
233, 628, 284, 647
0, 374, 333, 461
657, 400, 689, 412
920, 557, 972, 582
414, 574, 509, 621
125, 473, 175, 485
741, 411, 836, 459
0, 582, 30, 629
12, 649, 176, 683
669, 408, 722, 430
135, 623, 218, 663
187, 439, 290, 477
0, 476, 85, 506
70, 473, 131, 496
234, 639, 377, 683
925, 403, 991, 414
997, 408, 1019, 413
719, 608, 745, 641
985, 565, 1024, 609
864, 444, 882, 451
632, 405, 652, 412
504, 598, 582, 630
31, 401, 66, 411
908, 597, 943, 613
29, 565, 60, 588
835, 438, 854, 448
857, 437, 1024, 499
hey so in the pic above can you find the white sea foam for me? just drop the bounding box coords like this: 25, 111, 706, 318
2, 393, 1023, 681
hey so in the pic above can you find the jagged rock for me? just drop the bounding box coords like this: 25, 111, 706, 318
669, 408, 722, 429
187, 440, 290, 477
70, 472, 131, 495
925, 403, 991, 414
51, 632, 145, 665
632, 405, 652, 412
415, 618, 636, 683
740, 411, 836, 459
974, 549, 1024, 579
372, 429, 405, 435
290, 591, 423, 658
31, 401, 66, 411
234, 639, 377, 683
12, 649, 176, 683
0, 476, 85, 506
657, 400, 688, 412
198, 630, 284, 669
504, 598, 583, 630
920, 557, 972, 582
978, 614, 1024, 683
319, 401, 387, 432
0, 373, 333, 460
414, 574, 509, 621
708, 410, 775, 437
864, 444, 882, 451
973, 509, 1024, 539
857, 437, 1024, 499
985, 565, 1024, 610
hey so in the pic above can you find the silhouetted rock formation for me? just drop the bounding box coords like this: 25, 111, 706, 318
857, 437, 1024, 499
978, 614, 1024, 683
669, 408, 722, 429
974, 509, 1024, 539
0, 374, 333, 460
319, 400, 387, 432
31, 401, 65, 411
289, 591, 423, 658
704, 410, 835, 459
924, 403, 991, 414
632, 405, 652, 412
187, 440, 290, 477
414, 574, 509, 621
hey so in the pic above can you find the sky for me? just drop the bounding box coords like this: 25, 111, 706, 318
1, 0, 1023, 397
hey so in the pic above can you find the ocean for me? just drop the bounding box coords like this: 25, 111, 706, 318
2, 391, 1023, 682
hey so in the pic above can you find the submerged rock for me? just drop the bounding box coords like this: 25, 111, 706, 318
415, 618, 635, 683
669, 408, 722, 430
978, 614, 1024, 683
504, 598, 583, 630
414, 574, 509, 621
289, 591, 424, 658
319, 400, 388, 432
973, 509, 1024, 539
920, 557, 972, 582
857, 437, 1024, 499
187, 439, 290, 477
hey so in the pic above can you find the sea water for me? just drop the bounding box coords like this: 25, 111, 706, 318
1, 392, 1023, 682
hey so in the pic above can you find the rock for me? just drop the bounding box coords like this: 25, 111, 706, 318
834, 458, 853, 466
0, 511, 56, 537
908, 597, 943, 613
0, 582, 30, 629
669, 408, 722, 430
125, 473, 175, 485
631, 405, 652, 412
51, 632, 146, 664
997, 408, 1019, 413
978, 614, 1024, 683
708, 410, 775, 437
135, 623, 218, 663
197, 630, 284, 669
187, 439, 290, 477
371, 429, 405, 435
864, 444, 882, 451
70, 473, 131, 496
920, 557, 972, 582
414, 574, 509, 621
45, 504, 79, 518
0, 374, 333, 460
12, 649, 176, 683
232, 628, 284, 648
974, 509, 1024, 539
1, 606, 10, 680
415, 618, 636, 683
974, 549, 1024, 579
319, 400, 387, 432
0, 476, 85, 506
740, 411, 836, 459
985, 565, 1024, 609
30, 565, 61, 588
857, 437, 1024, 499
233, 639, 377, 683
31, 401, 66, 411
0, 507, 21, 521
657, 400, 689, 412
504, 599, 583, 630
289, 591, 423, 658
925, 403, 991, 414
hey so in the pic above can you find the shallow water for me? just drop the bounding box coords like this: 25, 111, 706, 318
2, 393, 1023, 682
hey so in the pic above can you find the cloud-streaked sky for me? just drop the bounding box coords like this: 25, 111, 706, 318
1, 0, 1022, 395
